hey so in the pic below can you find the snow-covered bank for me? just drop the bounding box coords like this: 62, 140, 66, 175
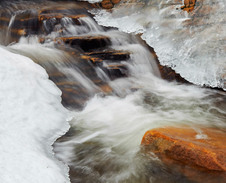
0, 47, 70, 183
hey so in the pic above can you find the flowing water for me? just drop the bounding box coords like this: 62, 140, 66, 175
0, 0, 226, 183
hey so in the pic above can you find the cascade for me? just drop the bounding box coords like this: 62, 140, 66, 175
0, 1, 225, 183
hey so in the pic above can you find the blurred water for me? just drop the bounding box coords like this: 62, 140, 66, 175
55, 62, 226, 183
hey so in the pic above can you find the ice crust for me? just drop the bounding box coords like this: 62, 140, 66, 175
0, 47, 70, 183
92, 0, 226, 90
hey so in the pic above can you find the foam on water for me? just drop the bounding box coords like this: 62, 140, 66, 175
92, 0, 226, 90
52, 15, 226, 179
55, 76, 226, 182
37, 7, 226, 182
0, 47, 70, 183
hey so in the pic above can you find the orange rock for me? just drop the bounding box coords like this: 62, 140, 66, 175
101, 0, 114, 9
181, 0, 196, 12
99, 84, 112, 93
141, 126, 226, 171
111, 0, 121, 5
38, 14, 86, 21
81, 55, 103, 64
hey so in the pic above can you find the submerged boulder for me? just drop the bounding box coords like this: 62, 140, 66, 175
141, 126, 226, 171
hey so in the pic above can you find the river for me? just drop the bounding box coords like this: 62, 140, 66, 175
0, 0, 225, 183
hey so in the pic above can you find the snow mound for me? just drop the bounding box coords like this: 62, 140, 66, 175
0, 47, 70, 183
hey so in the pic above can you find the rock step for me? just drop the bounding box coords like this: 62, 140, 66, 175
85, 50, 130, 62
57, 81, 112, 109
0, 16, 12, 26
104, 64, 127, 69
38, 6, 91, 32
0, 10, 39, 37
48, 68, 112, 109
80, 50, 130, 79
39, 14, 86, 24
32, 45, 113, 109
48, 70, 90, 109
81, 55, 103, 64
0, 8, 88, 39
39, 7, 89, 16
56, 35, 111, 52
141, 126, 226, 172
101, 64, 128, 80
81, 54, 128, 79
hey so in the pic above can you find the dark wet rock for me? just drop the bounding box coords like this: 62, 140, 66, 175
81, 50, 130, 79
46, 69, 89, 109
56, 35, 110, 52
102, 64, 128, 80
46, 63, 112, 109
136, 35, 189, 83
0, 15, 12, 27
0, 10, 39, 41
158, 64, 188, 83
85, 50, 130, 62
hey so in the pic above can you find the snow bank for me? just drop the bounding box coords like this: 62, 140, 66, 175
0, 47, 70, 183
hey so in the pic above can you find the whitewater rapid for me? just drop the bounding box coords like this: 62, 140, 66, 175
0, 47, 70, 183
51, 11, 226, 182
